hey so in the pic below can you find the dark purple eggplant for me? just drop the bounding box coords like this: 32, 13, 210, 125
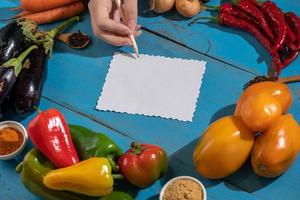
0, 19, 38, 66
9, 16, 80, 115
0, 45, 37, 105
10, 45, 47, 114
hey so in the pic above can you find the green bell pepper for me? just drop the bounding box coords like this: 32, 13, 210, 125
100, 191, 134, 200
16, 148, 94, 200
17, 149, 133, 200
69, 125, 123, 169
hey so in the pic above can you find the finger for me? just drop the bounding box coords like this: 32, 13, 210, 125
98, 19, 132, 35
90, 0, 131, 35
92, 17, 131, 46
123, 0, 137, 31
113, 9, 121, 22
101, 31, 132, 46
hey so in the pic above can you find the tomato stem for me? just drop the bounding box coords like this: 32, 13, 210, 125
131, 142, 143, 155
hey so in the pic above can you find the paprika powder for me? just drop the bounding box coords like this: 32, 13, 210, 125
0, 127, 24, 155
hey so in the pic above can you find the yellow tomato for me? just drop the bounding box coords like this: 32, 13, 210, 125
193, 116, 255, 179
241, 93, 282, 132
251, 114, 300, 178
235, 81, 292, 115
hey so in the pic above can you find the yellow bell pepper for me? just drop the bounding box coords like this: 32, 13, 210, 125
43, 158, 114, 197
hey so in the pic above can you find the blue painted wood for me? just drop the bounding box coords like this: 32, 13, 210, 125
0, 98, 262, 200
1, 1, 300, 200
137, 0, 300, 77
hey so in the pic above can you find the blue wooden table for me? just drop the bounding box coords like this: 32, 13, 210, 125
1, 0, 300, 199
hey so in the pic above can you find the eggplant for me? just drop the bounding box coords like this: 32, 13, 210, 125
9, 16, 80, 115
0, 45, 37, 105
0, 19, 37, 65
10, 45, 47, 114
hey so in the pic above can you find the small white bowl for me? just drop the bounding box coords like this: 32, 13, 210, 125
0, 121, 28, 160
160, 176, 207, 200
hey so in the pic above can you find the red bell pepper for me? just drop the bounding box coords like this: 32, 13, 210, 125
118, 142, 168, 188
27, 108, 79, 168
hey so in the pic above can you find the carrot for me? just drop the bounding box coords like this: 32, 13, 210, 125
21, 2, 85, 24
11, 10, 32, 19
20, 0, 80, 12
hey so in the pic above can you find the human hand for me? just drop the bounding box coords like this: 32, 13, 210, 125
88, 0, 141, 46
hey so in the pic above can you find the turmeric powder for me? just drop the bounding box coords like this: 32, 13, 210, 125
0, 128, 23, 155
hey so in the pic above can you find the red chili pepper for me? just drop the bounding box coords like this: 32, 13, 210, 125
282, 51, 299, 69
232, 0, 275, 41
215, 3, 260, 29
261, 1, 288, 53
27, 108, 79, 168
285, 12, 300, 49
190, 12, 282, 76
247, 0, 261, 7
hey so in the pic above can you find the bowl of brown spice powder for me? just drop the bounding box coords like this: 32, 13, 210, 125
160, 176, 207, 200
0, 121, 28, 160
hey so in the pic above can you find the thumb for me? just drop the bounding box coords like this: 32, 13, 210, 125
123, 0, 137, 31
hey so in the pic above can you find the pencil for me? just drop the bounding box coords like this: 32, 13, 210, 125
114, 0, 139, 57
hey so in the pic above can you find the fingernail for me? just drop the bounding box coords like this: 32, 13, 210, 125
136, 24, 142, 30
136, 30, 143, 36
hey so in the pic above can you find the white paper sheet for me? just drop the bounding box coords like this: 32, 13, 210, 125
97, 53, 206, 122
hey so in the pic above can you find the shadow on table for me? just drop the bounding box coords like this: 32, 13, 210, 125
225, 158, 278, 193
209, 104, 236, 124
160, 138, 221, 188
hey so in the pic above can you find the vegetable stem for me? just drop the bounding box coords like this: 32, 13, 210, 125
112, 174, 123, 180
2, 45, 38, 77
189, 16, 218, 26
16, 162, 23, 173
48, 16, 81, 38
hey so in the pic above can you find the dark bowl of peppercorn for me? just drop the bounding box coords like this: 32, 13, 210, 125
0, 121, 28, 160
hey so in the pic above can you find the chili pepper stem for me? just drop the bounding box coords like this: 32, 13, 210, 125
112, 174, 123, 180
205, 5, 220, 11
16, 162, 23, 173
2, 45, 38, 77
189, 16, 219, 26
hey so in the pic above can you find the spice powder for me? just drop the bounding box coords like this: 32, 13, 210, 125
163, 178, 203, 200
0, 128, 23, 155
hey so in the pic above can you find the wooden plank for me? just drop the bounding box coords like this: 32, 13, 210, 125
138, 0, 300, 76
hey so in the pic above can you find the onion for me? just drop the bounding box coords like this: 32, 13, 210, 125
149, 0, 175, 14
175, 0, 204, 18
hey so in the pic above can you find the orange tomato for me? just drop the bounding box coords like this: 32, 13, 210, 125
235, 81, 292, 115
241, 93, 282, 132
251, 114, 300, 178
193, 116, 255, 179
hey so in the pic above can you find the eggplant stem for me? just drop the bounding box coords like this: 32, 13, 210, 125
112, 174, 123, 180
2, 45, 37, 77
34, 106, 42, 114
48, 16, 81, 38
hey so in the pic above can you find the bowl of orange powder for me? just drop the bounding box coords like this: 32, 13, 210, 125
0, 121, 28, 160
160, 176, 207, 200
